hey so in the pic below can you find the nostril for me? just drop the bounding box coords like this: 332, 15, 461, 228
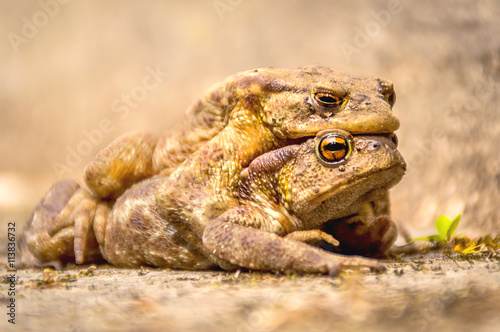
352, 94, 369, 104
368, 141, 380, 151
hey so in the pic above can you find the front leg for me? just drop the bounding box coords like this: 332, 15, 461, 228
83, 133, 158, 199
202, 207, 385, 276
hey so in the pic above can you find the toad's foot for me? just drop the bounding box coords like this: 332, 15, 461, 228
285, 229, 340, 247
20, 180, 105, 268
321, 215, 398, 257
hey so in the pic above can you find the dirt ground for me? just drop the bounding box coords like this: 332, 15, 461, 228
1, 0, 500, 331
1, 251, 499, 332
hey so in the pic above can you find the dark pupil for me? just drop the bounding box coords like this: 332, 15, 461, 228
318, 95, 338, 104
324, 141, 346, 152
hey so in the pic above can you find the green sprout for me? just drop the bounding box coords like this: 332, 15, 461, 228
412, 214, 461, 243
410, 214, 500, 256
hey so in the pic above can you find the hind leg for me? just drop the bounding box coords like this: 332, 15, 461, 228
20, 180, 105, 268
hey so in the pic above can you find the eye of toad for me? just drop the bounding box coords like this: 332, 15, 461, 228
316, 134, 351, 166
313, 92, 343, 108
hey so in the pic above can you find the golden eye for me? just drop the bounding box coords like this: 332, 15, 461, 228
313, 92, 343, 108
316, 134, 351, 165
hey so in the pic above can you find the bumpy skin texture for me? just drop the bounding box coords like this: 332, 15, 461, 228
20, 66, 401, 271
85, 66, 399, 200
155, 66, 399, 263
200, 131, 406, 274
103, 131, 407, 273
21, 131, 406, 275
101, 175, 214, 270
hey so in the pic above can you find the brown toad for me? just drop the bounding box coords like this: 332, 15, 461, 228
22, 130, 405, 275
20, 66, 400, 267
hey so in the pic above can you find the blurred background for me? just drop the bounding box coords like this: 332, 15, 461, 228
1, 0, 499, 238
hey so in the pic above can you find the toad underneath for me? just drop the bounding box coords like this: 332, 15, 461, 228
22, 130, 405, 275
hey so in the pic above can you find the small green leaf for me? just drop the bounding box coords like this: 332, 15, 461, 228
435, 216, 452, 239
427, 234, 443, 241
447, 214, 461, 239
411, 234, 443, 242
410, 236, 432, 242
409, 214, 465, 244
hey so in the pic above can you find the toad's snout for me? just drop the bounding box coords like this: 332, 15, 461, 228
355, 136, 406, 172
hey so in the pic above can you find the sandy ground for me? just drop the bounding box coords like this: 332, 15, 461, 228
1, 251, 499, 332
1, 0, 500, 331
